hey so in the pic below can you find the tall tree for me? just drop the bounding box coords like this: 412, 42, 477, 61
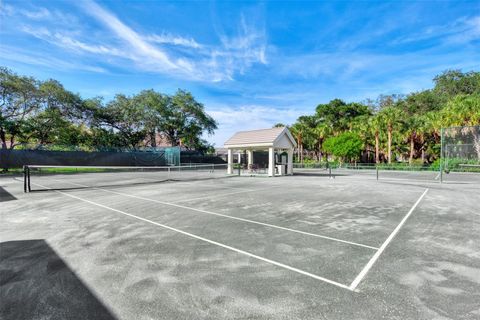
378, 106, 404, 164
134, 90, 170, 147
433, 70, 480, 97
368, 114, 383, 164
92, 94, 148, 149
161, 90, 217, 148
315, 122, 332, 162
0, 67, 40, 150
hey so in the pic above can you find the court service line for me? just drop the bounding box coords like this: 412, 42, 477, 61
349, 188, 429, 291
55, 179, 379, 250
30, 181, 353, 291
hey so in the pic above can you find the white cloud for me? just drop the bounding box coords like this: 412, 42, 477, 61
210, 13, 267, 79
0, 45, 107, 73
21, 7, 51, 19
145, 33, 201, 48
21, 26, 122, 56
9, 0, 268, 82
74, 0, 267, 82
446, 16, 480, 44
392, 15, 480, 45
80, 0, 181, 72
0, 3, 15, 16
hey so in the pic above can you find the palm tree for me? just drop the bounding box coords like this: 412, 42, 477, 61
413, 116, 428, 164
351, 115, 372, 162
368, 114, 383, 164
290, 122, 305, 163
424, 111, 443, 141
378, 107, 404, 163
422, 111, 444, 162
403, 117, 421, 165
315, 122, 332, 162
291, 116, 318, 163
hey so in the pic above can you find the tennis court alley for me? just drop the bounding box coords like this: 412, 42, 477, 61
1, 166, 480, 319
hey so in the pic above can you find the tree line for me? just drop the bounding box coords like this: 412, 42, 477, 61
0, 67, 217, 153
284, 70, 480, 165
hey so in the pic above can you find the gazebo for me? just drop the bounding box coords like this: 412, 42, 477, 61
224, 127, 297, 177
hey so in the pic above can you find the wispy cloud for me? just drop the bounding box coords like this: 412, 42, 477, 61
21, 7, 51, 19
447, 16, 480, 44
80, 0, 183, 72
145, 32, 201, 48
75, 0, 266, 81
0, 45, 107, 73
21, 26, 122, 56
392, 15, 480, 45
2, 4, 78, 25
0, 3, 15, 16
202, 12, 267, 81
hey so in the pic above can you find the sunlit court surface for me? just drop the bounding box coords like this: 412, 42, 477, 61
2, 168, 480, 320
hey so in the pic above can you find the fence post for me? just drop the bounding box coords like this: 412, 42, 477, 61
27, 166, 31, 192
440, 128, 444, 183
23, 165, 27, 193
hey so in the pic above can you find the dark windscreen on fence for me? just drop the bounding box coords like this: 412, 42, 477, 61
0, 146, 179, 169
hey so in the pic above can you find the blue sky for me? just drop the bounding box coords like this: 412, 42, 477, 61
1, 0, 479, 146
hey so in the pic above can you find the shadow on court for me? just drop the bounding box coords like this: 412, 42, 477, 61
0, 186, 16, 202
0, 240, 117, 320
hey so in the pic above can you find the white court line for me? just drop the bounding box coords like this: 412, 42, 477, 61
30, 180, 353, 291
53, 179, 379, 250
348, 188, 429, 291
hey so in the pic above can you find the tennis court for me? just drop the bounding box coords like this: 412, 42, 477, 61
1, 167, 480, 319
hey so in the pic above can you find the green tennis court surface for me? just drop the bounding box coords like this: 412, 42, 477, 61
1, 170, 479, 319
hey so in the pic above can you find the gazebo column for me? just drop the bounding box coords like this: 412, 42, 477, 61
287, 149, 293, 175
227, 149, 233, 174
268, 147, 275, 177
247, 150, 253, 167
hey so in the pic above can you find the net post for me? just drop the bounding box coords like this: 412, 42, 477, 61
376, 165, 379, 181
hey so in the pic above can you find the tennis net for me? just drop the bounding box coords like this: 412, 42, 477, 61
23, 163, 231, 192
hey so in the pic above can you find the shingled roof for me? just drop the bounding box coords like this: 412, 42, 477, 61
224, 127, 296, 148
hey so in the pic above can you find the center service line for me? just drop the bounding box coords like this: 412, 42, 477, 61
349, 188, 429, 291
